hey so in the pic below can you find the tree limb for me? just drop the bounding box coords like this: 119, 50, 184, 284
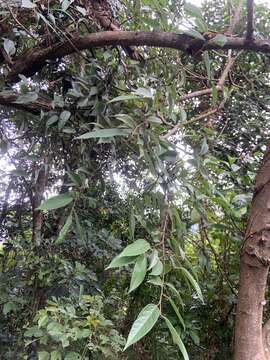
0, 92, 53, 114
5, 31, 270, 83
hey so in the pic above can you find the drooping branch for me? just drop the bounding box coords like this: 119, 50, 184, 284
5, 31, 270, 83
246, 0, 254, 41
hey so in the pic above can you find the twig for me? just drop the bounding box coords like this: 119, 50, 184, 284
8, 5, 37, 40
160, 99, 226, 140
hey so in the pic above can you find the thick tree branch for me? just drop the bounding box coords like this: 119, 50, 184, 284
246, 0, 254, 41
0, 92, 53, 114
5, 31, 270, 83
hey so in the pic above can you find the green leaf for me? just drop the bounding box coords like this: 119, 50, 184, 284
166, 283, 184, 308
200, 138, 209, 155
38, 352, 50, 360
183, 29, 205, 40
168, 297, 185, 330
184, 2, 203, 19
164, 317, 189, 360
150, 259, 163, 276
212, 34, 227, 47
51, 351, 62, 360
119, 239, 150, 258
190, 208, 200, 223
195, 18, 208, 33
46, 115, 58, 127
133, 87, 153, 98
106, 255, 138, 269
148, 249, 159, 270
64, 352, 82, 360
147, 276, 163, 286
115, 114, 135, 128
55, 214, 72, 244
15, 92, 38, 104
108, 94, 140, 103
76, 128, 131, 139
180, 267, 204, 302
129, 255, 147, 293
37, 193, 74, 211
59, 110, 71, 129
123, 304, 160, 350
3, 302, 16, 315
203, 51, 211, 80
3, 39, 16, 56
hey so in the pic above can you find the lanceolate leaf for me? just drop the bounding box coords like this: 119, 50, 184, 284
168, 297, 186, 330
124, 304, 160, 350
129, 255, 147, 293
108, 94, 140, 103
106, 255, 138, 269
180, 267, 204, 302
37, 193, 74, 211
164, 317, 189, 360
55, 214, 72, 244
119, 239, 150, 258
76, 128, 131, 139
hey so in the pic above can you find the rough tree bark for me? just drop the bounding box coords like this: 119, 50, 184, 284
234, 142, 270, 360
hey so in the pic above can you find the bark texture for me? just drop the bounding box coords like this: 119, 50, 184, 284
234, 143, 270, 360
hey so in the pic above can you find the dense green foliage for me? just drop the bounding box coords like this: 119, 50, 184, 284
1, 0, 270, 359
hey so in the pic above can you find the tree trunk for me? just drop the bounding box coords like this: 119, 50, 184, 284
234, 143, 270, 360
263, 319, 270, 359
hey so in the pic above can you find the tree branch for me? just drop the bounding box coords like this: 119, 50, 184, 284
0, 92, 53, 114
246, 0, 254, 41
5, 31, 270, 83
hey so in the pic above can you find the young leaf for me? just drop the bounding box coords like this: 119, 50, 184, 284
37, 193, 74, 211
55, 214, 72, 244
106, 255, 138, 269
119, 239, 150, 258
76, 128, 131, 139
164, 317, 189, 360
123, 304, 160, 350
129, 255, 147, 293
180, 267, 204, 302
